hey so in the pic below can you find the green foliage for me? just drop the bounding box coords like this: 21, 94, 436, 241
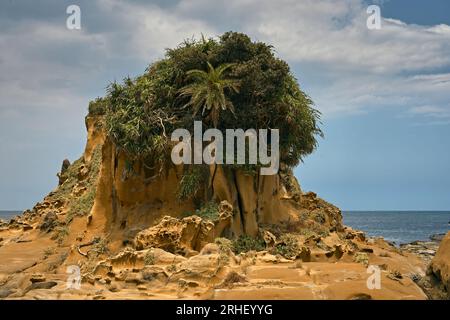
55, 225, 69, 246
215, 237, 234, 266
215, 237, 233, 252
179, 62, 240, 127
52, 158, 84, 202
232, 235, 266, 254
144, 250, 155, 265
66, 146, 102, 223
195, 201, 219, 220
274, 234, 301, 259
176, 166, 208, 200
354, 252, 369, 266
99, 32, 322, 173
43, 247, 56, 259
182, 201, 219, 220
88, 97, 108, 116
90, 237, 109, 256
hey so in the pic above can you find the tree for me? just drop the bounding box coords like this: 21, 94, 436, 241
178, 62, 240, 127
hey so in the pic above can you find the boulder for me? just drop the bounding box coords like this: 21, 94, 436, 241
134, 215, 215, 253
430, 231, 450, 294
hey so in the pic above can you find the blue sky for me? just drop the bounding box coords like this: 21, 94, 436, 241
0, 0, 449, 210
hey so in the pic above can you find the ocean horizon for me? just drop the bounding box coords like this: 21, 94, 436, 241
1, 210, 449, 245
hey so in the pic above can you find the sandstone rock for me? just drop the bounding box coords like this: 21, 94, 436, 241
30, 274, 46, 283
262, 230, 277, 248
78, 165, 89, 181
430, 231, 450, 295
134, 215, 215, 253
124, 272, 144, 284
107, 283, 120, 292
73, 183, 87, 196
39, 212, 58, 233
28, 281, 58, 291
141, 265, 168, 281
93, 261, 113, 277
57, 159, 71, 185
0, 288, 14, 299
200, 243, 220, 255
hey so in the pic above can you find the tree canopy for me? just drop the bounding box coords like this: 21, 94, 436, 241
91, 32, 323, 173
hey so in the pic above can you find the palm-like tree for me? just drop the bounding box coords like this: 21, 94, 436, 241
178, 62, 240, 127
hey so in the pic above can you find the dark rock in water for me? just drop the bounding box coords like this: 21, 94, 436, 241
430, 233, 445, 242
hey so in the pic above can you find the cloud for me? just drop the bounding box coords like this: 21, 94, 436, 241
1, 0, 450, 209
409, 105, 450, 120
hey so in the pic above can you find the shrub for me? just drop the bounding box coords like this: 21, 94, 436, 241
90, 237, 109, 256
43, 247, 56, 259
232, 235, 265, 254
176, 166, 208, 201
55, 225, 69, 245
144, 250, 155, 265
88, 97, 108, 116
195, 201, 219, 220
100, 32, 322, 177
66, 146, 102, 223
215, 237, 233, 252
274, 234, 301, 259
354, 252, 369, 266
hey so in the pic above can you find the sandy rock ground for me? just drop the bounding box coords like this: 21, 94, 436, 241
0, 221, 438, 300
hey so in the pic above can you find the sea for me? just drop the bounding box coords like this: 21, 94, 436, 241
0, 211, 22, 222
1, 210, 449, 245
343, 211, 450, 245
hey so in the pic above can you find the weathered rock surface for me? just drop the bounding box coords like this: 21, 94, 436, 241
134, 215, 215, 253
429, 231, 450, 297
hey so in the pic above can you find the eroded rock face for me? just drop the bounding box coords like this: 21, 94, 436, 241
430, 231, 450, 296
134, 216, 215, 253
39, 212, 58, 233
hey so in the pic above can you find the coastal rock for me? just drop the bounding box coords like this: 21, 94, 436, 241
430, 231, 450, 296
430, 233, 446, 242
134, 215, 215, 253
30, 274, 46, 283
39, 212, 58, 233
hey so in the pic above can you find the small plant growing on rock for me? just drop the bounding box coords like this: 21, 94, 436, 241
195, 201, 219, 221
54, 225, 69, 246
167, 264, 177, 272
273, 234, 301, 260
232, 235, 265, 254
215, 237, 233, 252
144, 250, 155, 265
43, 247, 56, 259
354, 252, 369, 266
90, 237, 109, 256
176, 166, 208, 201
387, 269, 403, 281
215, 237, 234, 266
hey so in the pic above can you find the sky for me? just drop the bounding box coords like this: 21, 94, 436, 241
0, 0, 449, 211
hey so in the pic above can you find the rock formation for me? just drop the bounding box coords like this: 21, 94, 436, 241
0, 113, 438, 300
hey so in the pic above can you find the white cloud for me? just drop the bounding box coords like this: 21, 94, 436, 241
409, 105, 450, 119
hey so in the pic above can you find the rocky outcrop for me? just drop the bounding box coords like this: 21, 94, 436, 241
134, 216, 215, 254
429, 231, 450, 297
